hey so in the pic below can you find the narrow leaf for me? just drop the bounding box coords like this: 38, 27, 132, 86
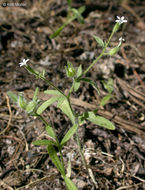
37, 96, 58, 114
78, 6, 85, 14
100, 94, 112, 106
64, 176, 78, 190
50, 16, 74, 38
32, 139, 56, 146
44, 90, 63, 96
17, 93, 27, 110
87, 111, 115, 130
33, 87, 39, 101
57, 98, 75, 125
25, 100, 37, 114
76, 64, 82, 78
50, 6, 85, 39
73, 81, 80, 92
93, 35, 105, 48
47, 145, 65, 176
7, 91, 18, 103
46, 125, 56, 139
71, 8, 84, 24
60, 124, 78, 147
102, 79, 114, 94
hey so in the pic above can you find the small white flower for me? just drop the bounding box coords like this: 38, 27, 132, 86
118, 37, 125, 47
119, 37, 125, 42
115, 16, 127, 25
19, 59, 29, 67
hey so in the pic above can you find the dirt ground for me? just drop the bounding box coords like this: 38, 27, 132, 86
0, 0, 145, 189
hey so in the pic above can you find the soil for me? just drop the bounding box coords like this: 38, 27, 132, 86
0, 0, 145, 189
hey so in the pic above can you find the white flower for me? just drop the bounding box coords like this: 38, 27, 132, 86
118, 37, 125, 47
119, 37, 125, 42
115, 16, 127, 25
19, 59, 30, 67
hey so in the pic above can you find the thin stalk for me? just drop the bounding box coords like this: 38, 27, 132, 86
58, 146, 65, 173
26, 65, 66, 98
75, 129, 88, 169
37, 114, 48, 126
68, 78, 75, 98
81, 28, 115, 77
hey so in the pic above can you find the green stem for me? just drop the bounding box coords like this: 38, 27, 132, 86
81, 28, 115, 77
58, 146, 65, 173
68, 78, 75, 98
75, 128, 88, 169
26, 65, 66, 98
37, 114, 48, 126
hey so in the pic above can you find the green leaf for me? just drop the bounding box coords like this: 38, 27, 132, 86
50, 6, 85, 39
57, 96, 66, 107
73, 80, 80, 92
93, 35, 105, 48
57, 98, 75, 125
47, 145, 65, 176
64, 176, 78, 190
79, 78, 100, 94
25, 100, 37, 114
71, 8, 84, 24
44, 90, 63, 96
102, 78, 114, 94
50, 16, 74, 39
100, 94, 112, 106
37, 96, 58, 115
76, 64, 82, 78
78, 112, 88, 125
7, 91, 18, 103
46, 125, 56, 139
50, 24, 66, 39
17, 93, 27, 110
32, 139, 56, 146
77, 6, 85, 14
33, 87, 39, 101
60, 124, 78, 147
87, 111, 115, 130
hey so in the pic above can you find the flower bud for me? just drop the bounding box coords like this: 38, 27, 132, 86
109, 46, 119, 56
65, 61, 76, 78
